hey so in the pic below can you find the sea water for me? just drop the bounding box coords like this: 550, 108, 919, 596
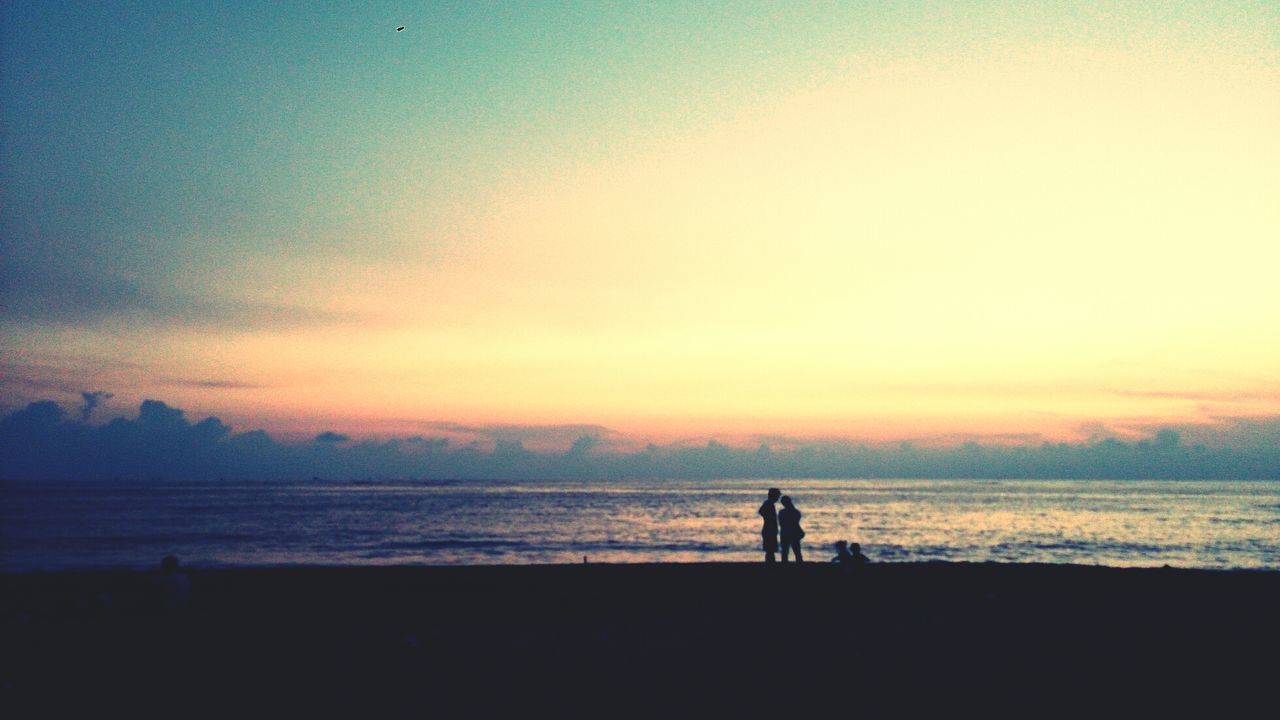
1, 478, 1277, 571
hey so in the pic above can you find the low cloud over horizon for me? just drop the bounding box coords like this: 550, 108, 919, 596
3, 397, 1276, 482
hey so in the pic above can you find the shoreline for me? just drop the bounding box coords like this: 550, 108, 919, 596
4, 561, 1278, 713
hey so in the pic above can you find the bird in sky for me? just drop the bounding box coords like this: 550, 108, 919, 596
396, 26, 405, 32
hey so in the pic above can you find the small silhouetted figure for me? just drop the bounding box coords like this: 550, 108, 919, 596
759, 488, 781, 563
848, 542, 870, 564
158, 555, 190, 613
778, 495, 804, 563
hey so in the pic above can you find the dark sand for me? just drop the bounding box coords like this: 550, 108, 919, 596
3, 562, 1277, 715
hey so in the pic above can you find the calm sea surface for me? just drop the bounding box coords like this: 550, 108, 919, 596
1, 479, 1277, 572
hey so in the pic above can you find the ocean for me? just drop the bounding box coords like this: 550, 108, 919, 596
1, 478, 1277, 572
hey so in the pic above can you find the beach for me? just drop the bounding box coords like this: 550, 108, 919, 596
3, 561, 1277, 715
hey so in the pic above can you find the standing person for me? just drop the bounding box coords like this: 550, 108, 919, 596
778, 495, 805, 563
759, 488, 781, 563
157, 555, 191, 613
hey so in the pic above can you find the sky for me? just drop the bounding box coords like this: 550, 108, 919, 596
3, 1, 1278, 452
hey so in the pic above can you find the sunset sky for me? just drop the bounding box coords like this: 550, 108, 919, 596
3, 1, 1278, 447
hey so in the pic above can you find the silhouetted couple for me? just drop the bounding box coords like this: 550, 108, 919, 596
759, 488, 804, 563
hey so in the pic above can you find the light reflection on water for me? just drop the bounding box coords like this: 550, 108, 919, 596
1, 479, 1276, 571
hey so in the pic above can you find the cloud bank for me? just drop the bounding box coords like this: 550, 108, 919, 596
2, 398, 1277, 481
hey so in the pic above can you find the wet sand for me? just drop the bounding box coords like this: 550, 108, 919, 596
3, 562, 1277, 715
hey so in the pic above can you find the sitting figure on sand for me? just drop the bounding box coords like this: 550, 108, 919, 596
832, 540, 870, 568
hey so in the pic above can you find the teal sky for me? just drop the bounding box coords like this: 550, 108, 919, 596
9, 1, 1271, 282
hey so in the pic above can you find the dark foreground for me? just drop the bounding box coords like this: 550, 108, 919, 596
3, 562, 1278, 716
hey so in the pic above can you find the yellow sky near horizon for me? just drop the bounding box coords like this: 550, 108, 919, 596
224, 48, 1279, 438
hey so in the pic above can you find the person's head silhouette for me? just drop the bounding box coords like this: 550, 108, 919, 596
780, 495, 794, 509
767, 488, 781, 502
160, 555, 180, 574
